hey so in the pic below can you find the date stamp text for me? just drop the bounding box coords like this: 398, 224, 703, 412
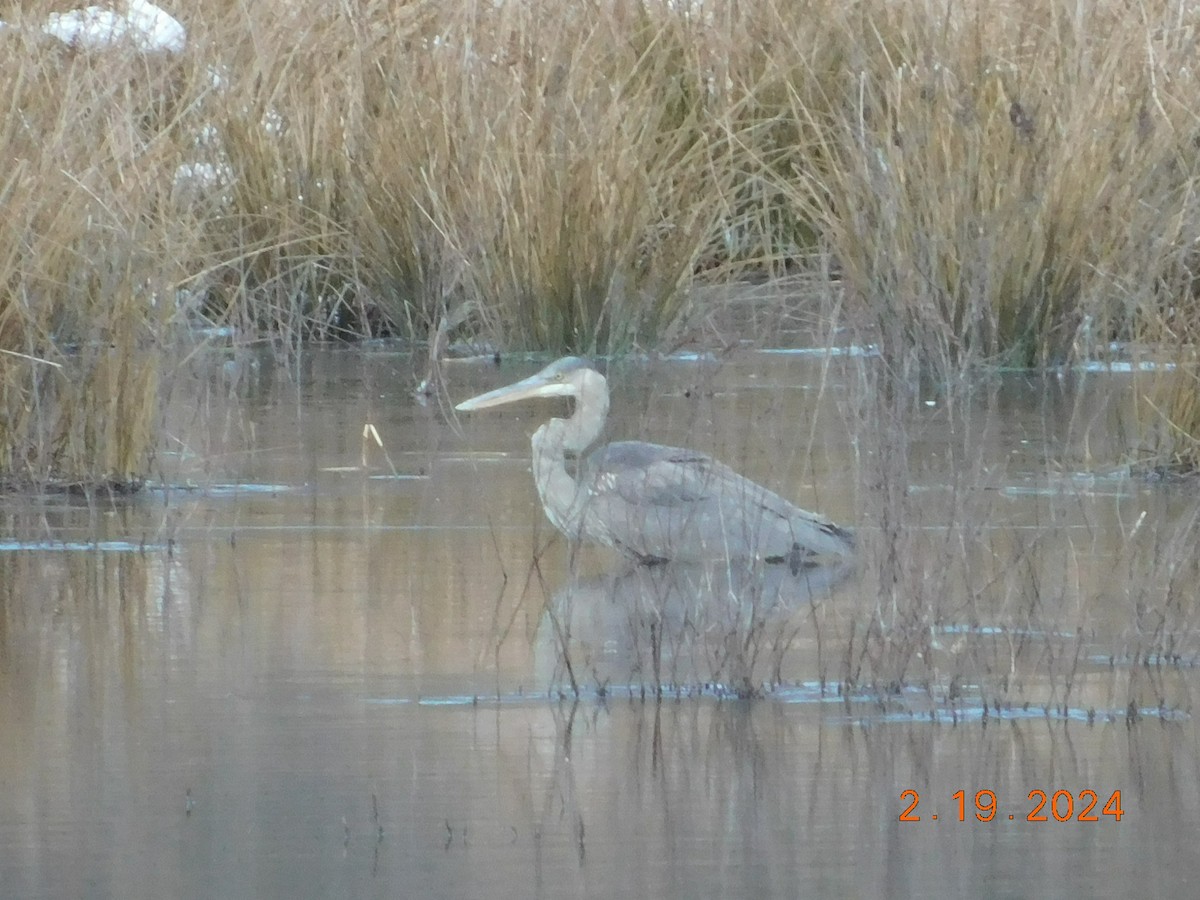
899, 789, 1124, 822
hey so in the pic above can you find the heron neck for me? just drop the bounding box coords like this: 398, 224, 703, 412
563, 384, 608, 453
529, 418, 591, 538
527, 373, 609, 537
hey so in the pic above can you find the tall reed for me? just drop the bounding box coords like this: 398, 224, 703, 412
0, 30, 184, 486
771, 1, 1200, 374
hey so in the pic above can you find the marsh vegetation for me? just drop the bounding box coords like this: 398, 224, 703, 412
4, 0, 1200, 483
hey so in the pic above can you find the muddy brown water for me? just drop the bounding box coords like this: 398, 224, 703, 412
1, 346, 1198, 898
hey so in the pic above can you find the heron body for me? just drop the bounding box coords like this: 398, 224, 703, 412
456, 356, 854, 566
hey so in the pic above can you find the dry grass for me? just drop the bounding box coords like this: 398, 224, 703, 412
770, 1, 1200, 374
1131, 352, 1200, 472
6, 0, 1200, 484
0, 26, 183, 486
177, 0, 782, 349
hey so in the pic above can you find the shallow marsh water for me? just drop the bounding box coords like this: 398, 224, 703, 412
1, 346, 1199, 897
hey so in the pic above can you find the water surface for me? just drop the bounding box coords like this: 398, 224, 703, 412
1, 347, 1197, 897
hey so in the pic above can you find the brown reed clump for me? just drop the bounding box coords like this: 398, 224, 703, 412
339, 0, 768, 351
1, 0, 806, 486
166, 0, 780, 351
0, 25, 186, 487
769, 0, 1200, 376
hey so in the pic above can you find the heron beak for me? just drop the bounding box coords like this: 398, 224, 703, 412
455, 372, 575, 412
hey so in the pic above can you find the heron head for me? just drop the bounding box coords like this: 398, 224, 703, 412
455, 356, 601, 412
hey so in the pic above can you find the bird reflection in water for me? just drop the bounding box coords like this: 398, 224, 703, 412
534, 558, 856, 697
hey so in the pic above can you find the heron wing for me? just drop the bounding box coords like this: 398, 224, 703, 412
583, 440, 854, 560
584, 441, 723, 507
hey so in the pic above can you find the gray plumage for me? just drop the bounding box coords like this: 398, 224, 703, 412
456, 356, 854, 566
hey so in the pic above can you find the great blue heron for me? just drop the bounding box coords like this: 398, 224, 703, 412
455, 356, 855, 566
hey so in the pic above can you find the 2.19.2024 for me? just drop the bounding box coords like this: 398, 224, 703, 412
899, 789, 1124, 822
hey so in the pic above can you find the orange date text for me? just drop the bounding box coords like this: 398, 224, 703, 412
898, 789, 1124, 823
